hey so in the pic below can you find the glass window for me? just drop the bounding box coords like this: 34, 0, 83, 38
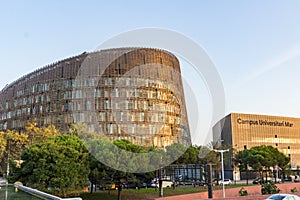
105, 100, 109, 109
86, 101, 91, 110
135, 89, 139, 97
76, 90, 82, 98
57, 91, 60, 100
131, 123, 135, 134
94, 89, 100, 98
131, 113, 135, 121
99, 112, 105, 121
69, 79, 74, 87
104, 90, 109, 98
47, 103, 51, 112
115, 88, 119, 97
109, 123, 113, 134
65, 101, 69, 111
3, 122, 7, 130
140, 112, 145, 122
7, 112, 11, 119
120, 112, 123, 121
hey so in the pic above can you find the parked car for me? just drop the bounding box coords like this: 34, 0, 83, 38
141, 182, 150, 188
265, 194, 300, 200
104, 182, 117, 190
219, 179, 232, 185
253, 178, 263, 184
284, 176, 293, 182
0, 179, 7, 185
196, 180, 207, 186
212, 178, 219, 186
253, 177, 272, 184
124, 182, 137, 189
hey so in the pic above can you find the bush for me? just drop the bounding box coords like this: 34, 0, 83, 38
239, 187, 248, 196
261, 182, 280, 195
291, 187, 298, 193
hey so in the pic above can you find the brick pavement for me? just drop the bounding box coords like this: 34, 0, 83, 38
154, 182, 300, 200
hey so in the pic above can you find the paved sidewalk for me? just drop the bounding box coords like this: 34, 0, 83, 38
154, 182, 300, 200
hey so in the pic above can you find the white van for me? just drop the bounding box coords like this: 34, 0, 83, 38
161, 181, 173, 188
151, 180, 173, 188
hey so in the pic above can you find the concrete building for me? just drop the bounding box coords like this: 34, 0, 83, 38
0, 48, 191, 148
213, 113, 300, 180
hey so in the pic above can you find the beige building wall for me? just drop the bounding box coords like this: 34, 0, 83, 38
213, 113, 300, 180
230, 113, 300, 168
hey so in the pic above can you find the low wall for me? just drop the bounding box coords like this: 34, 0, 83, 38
14, 184, 82, 200
154, 182, 300, 200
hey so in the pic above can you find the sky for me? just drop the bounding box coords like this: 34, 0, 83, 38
1, 1, 300, 145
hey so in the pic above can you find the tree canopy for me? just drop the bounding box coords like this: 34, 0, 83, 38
0, 121, 59, 165
2, 121, 227, 197
9, 135, 90, 197
235, 145, 290, 172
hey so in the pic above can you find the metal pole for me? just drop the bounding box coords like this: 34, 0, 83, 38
159, 168, 163, 197
234, 171, 237, 185
207, 163, 214, 199
221, 151, 225, 198
6, 140, 10, 178
214, 149, 229, 199
117, 179, 122, 200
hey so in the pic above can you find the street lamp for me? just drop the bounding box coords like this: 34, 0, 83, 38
214, 149, 229, 198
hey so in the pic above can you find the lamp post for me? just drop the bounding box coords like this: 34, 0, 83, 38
206, 163, 215, 199
6, 139, 10, 178
214, 149, 229, 198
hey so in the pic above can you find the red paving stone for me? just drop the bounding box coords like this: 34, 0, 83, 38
154, 182, 300, 200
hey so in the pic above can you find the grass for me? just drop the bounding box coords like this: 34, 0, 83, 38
79, 184, 252, 200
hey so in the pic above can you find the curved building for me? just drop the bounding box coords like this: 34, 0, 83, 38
0, 48, 191, 148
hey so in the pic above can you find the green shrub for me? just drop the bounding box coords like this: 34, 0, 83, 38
291, 187, 298, 193
239, 187, 248, 196
261, 182, 280, 195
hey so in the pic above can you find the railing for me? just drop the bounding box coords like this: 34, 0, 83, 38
14, 183, 82, 200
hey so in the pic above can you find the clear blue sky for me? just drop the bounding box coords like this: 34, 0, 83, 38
1, 1, 300, 145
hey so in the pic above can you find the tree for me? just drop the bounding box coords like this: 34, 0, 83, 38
0, 131, 6, 159
234, 149, 252, 184
0, 121, 60, 174
235, 145, 290, 181
198, 146, 220, 166
5, 130, 29, 159
10, 135, 90, 197
174, 145, 198, 164
25, 120, 59, 145
0, 129, 29, 173
171, 145, 220, 170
